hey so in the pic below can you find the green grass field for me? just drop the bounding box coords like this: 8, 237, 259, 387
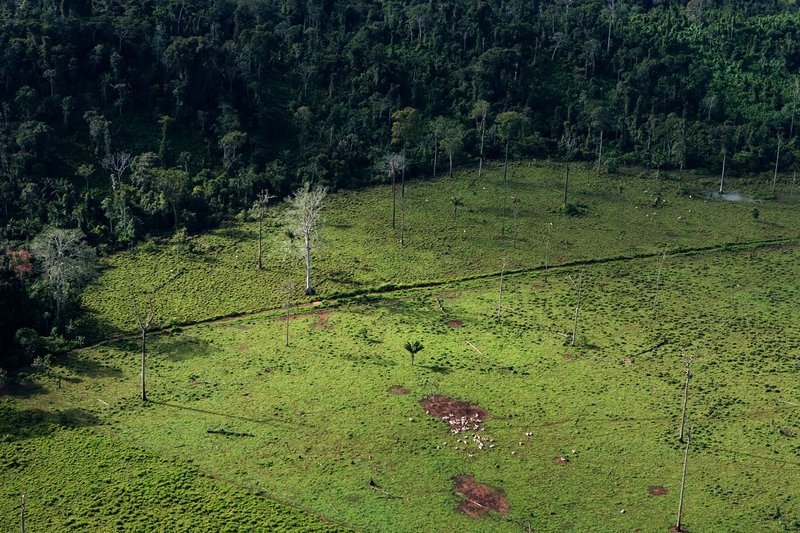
77, 162, 799, 339
3, 162, 800, 531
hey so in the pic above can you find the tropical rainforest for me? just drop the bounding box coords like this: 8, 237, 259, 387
1, 0, 800, 365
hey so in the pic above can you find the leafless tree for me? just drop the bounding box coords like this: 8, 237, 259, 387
251, 189, 275, 270
284, 183, 328, 295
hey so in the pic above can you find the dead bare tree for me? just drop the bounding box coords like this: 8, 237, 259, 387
250, 189, 276, 270
284, 183, 328, 295
132, 266, 182, 402
679, 355, 693, 442
676, 429, 691, 532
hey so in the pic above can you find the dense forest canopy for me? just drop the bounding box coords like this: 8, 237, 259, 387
1, 0, 800, 366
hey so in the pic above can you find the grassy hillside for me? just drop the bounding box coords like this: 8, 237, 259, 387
78, 162, 800, 339
9, 241, 800, 531
0, 419, 345, 531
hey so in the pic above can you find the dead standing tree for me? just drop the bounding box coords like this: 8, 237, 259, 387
679, 354, 693, 442
284, 183, 328, 295
132, 267, 183, 402
250, 188, 276, 270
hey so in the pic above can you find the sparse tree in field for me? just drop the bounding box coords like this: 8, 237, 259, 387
450, 196, 463, 218
471, 100, 491, 180
679, 355, 693, 442
439, 120, 466, 177
250, 189, 275, 270
133, 267, 181, 402
561, 123, 578, 207
20, 492, 25, 533
31, 227, 96, 329
404, 340, 424, 366
676, 428, 691, 532
284, 183, 328, 295
383, 153, 406, 228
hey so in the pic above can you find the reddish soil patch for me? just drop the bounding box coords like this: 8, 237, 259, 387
669, 527, 689, 533
648, 486, 668, 496
532, 282, 546, 290
420, 396, 490, 434
553, 456, 570, 464
313, 310, 332, 328
453, 476, 509, 519
446, 320, 464, 328
563, 353, 578, 361
388, 385, 409, 395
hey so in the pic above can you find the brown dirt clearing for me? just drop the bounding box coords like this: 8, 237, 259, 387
420, 396, 490, 434
446, 320, 464, 328
648, 486, 668, 496
452, 475, 509, 519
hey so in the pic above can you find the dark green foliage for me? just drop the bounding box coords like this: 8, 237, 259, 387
0, 0, 799, 249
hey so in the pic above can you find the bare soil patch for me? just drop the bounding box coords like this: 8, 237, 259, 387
453, 475, 509, 519
532, 282, 546, 290
563, 353, 578, 361
446, 320, 464, 328
420, 396, 490, 434
648, 486, 668, 496
388, 385, 409, 395
553, 456, 569, 464
313, 310, 332, 328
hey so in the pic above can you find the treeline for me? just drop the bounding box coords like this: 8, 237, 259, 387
2, 0, 800, 369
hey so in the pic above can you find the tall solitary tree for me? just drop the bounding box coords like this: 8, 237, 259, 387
561, 123, 578, 207
284, 183, 328, 295
383, 153, 406, 228
472, 100, 491, 180
250, 189, 275, 270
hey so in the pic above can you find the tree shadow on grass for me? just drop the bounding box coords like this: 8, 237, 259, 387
149, 401, 301, 428
152, 335, 213, 362
62, 353, 124, 379
418, 364, 452, 374
0, 404, 99, 442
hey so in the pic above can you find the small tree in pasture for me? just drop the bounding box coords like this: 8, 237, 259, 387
404, 340, 424, 366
